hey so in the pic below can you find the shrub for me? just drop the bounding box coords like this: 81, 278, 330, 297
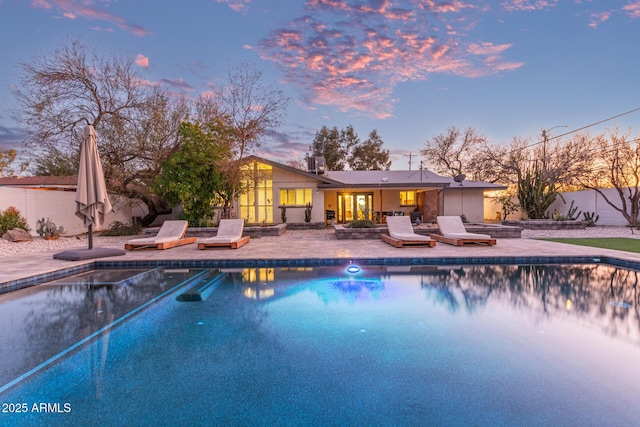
99, 221, 142, 236
346, 219, 377, 228
0, 206, 30, 235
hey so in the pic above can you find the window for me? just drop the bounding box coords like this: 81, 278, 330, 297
280, 188, 312, 206
399, 191, 416, 206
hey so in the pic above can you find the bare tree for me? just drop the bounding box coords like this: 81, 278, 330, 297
573, 127, 640, 227
0, 148, 18, 177
14, 37, 189, 224
209, 62, 289, 218
421, 126, 488, 179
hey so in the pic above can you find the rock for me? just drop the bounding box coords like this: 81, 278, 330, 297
2, 228, 34, 242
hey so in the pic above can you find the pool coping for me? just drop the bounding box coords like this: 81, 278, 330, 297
3, 254, 639, 295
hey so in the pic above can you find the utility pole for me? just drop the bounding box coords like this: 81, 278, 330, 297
404, 153, 416, 170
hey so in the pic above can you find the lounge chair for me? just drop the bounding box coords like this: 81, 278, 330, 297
430, 216, 496, 246
198, 219, 250, 249
124, 220, 196, 250
381, 216, 436, 248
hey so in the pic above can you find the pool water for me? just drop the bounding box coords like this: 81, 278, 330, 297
1, 263, 639, 426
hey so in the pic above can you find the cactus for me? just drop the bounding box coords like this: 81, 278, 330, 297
36, 217, 65, 239
565, 200, 581, 220
582, 211, 599, 227
304, 203, 312, 223
517, 162, 561, 220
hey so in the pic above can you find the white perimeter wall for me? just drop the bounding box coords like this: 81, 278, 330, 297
443, 188, 485, 223
0, 187, 144, 235
484, 188, 634, 226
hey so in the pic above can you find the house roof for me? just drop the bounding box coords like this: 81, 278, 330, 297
0, 176, 78, 188
248, 156, 506, 191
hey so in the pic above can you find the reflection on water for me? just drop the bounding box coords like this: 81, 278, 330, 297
0, 267, 202, 388
1, 263, 640, 425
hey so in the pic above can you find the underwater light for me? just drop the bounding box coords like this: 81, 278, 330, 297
346, 264, 361, 274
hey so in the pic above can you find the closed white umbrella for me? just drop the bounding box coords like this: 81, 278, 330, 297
75, 124, 112, 248
54, 124, 125, 260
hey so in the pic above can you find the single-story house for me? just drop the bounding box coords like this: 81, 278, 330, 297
235, 156, 506, 224
0, 156, 505, 234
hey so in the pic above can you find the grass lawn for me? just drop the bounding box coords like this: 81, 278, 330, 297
540, 238, 640, 253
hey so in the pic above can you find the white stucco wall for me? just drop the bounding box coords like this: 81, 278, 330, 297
0, 187, 137, 235
484, 188, 636, 226
443, 188, 485, 223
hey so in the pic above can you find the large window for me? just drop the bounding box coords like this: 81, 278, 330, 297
239, 162, 273, 223
399, 191, 416, 206
280, 188, 312, 206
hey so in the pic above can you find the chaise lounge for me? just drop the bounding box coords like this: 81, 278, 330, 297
430, 216, 496, 246
381, 216, 436, 248
198, 219, 250, 249
125, 220, 196, 250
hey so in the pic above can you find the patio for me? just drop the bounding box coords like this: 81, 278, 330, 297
2, 227, 640, 289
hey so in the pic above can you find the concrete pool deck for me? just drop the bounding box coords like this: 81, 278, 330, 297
2, 227, 640, 286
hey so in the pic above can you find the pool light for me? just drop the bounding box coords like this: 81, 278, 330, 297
346, 264, 361, 274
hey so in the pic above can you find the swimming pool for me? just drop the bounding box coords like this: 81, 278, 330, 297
1, 261, 639, 426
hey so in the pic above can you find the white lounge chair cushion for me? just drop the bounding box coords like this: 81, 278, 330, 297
201, 219, 244, 244
386, 216, 432, 241
126, 220, 188, 245
436, 216, 491, 239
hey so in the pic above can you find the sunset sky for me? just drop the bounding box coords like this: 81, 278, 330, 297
1, 0, 640, 170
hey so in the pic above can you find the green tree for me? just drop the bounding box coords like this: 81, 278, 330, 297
311, 125, 347, 170
348, 129, 391, 170
154, 120, 232, 226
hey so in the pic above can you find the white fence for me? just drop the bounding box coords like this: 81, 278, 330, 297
0, 187, 146, 236
485, 188, 634, 226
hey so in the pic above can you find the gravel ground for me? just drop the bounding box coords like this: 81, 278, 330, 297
1, 226, 639, 258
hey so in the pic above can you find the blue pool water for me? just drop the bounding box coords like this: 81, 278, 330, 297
1, 263, 639, 426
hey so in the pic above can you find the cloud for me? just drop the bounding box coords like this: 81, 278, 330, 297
135, 54, 149, 68
215, 0, 252, 13
159, 78, 195, 91
30, 0, 152, 36
0, 124, 28, 150
501, 0, 559, 12
588, 11, 612, 29
622, 1, 640, 19
259, 1, 522, 119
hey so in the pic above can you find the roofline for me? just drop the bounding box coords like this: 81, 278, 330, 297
243, 155, 343, 185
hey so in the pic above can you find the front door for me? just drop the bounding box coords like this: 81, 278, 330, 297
338, 192, 373, 222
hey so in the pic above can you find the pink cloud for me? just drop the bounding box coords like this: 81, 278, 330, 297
215, 0, 252, 13
30, 0, 152, 36
259, 0, 520, 118
135, 54, 149, 68
622, 1, 640, 19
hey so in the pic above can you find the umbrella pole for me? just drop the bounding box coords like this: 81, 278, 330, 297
88, 224, 93, 249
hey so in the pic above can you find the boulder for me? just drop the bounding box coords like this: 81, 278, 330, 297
2, 228, 33, 242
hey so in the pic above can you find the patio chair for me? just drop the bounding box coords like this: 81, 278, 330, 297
381, 216, 436, 248
430, 216, 496, 246
198, 219, 250, 249
124, 220, 196, 250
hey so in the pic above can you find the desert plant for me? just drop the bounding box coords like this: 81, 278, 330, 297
0, 206, 30, 235
304, 202, 312, 223
564, 200, 581, 220
582, 211, 599, 227
36, 217, 65, 239
517, 162, 561, 219
100, 221, 142, 236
